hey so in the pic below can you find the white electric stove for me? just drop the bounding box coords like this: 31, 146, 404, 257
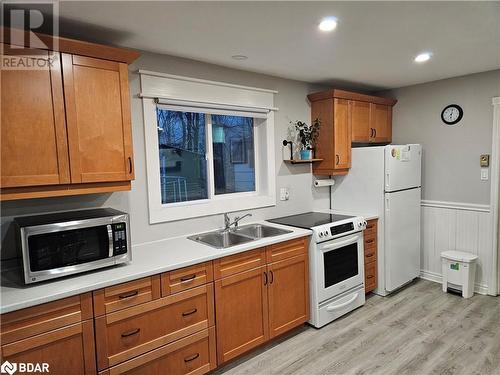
268, 212, 367, 328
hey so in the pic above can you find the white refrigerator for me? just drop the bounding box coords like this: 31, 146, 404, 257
331, 144, 422, 296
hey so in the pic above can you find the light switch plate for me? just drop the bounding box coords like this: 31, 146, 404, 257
481, 168, 489, 181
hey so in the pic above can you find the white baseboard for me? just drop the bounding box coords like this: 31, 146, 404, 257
420, 270, 489, 295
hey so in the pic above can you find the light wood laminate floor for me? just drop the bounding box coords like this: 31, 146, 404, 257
214, 279, 500, 375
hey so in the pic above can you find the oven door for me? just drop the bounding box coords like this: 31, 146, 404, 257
316, 232, 364, 303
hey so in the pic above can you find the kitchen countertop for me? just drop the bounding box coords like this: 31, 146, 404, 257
0, 221, 311, 314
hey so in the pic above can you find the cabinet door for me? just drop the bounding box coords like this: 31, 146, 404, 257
333, 98, 352, 169
214, 266, 269, 364
1, 49, 70, 188
267, 254, 309, 338
350, 100, 371, 143
62, 54, 134, 183
1, 321, 96, 375
372, 104, 392, 143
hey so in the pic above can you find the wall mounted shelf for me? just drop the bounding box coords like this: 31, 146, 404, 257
284, 159, 323, 164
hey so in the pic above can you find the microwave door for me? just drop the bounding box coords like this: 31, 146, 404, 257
27, 225, 111, 273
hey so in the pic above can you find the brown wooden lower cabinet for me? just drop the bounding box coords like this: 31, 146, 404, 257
99, 327, 216, 375
215, 265, 270, 364
2, 321, 96, 375
215, 237, 309, 365
364, 219, 378, 293
0, 294, 96, 375
268, 253, 309, 338
95, 283, 214, 370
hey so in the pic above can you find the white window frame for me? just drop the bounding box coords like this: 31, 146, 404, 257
140, 71, 277, 223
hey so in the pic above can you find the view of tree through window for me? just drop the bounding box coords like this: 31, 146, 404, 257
156, 109, 256, 204
157, 109, 207, 204
212, 115, 255, 195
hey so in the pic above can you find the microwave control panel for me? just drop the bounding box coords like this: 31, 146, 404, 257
112, 223, 128, 255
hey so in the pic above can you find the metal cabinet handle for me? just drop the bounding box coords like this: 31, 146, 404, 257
366, 239, 374, 244
374, 128, 377, 138
182, 308, 197, 317
184, 353, 200, 363
121, 328, 140, 338
119, 290, 139, 299
180, 274, 196, 282
263, 271, 268, 285
336, 154, 340, 165
371, 128, 374, 138
269, 270, 274, 285
128, 156, 133, 174
366, 253, 374, 258
367, 275, 375, 279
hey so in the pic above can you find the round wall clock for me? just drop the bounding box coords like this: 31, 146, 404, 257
441, 104, 463, 125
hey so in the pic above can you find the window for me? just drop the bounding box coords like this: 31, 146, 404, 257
141, 71, 277, 223
157, 109, 208, 204
212, 115, 255, 195
156, 109, 257, 204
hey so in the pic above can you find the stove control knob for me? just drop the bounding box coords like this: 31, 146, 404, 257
319, 232, 323, 238
323, 231, 328, 237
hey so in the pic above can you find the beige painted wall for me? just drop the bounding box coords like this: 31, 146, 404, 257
0, 51, 330, 260
380, 69, 500, 205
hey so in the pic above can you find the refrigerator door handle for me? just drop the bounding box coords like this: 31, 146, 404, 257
386, 196, 390, 211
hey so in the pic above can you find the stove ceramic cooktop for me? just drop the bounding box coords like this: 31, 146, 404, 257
267, 212, 354, 230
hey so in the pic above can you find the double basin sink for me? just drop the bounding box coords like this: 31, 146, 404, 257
188, 224, 292, 249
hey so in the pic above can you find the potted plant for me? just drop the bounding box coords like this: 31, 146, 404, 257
290, 119, 320, 160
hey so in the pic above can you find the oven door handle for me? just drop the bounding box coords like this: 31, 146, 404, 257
320, 237, 358, 251
107, 225, 113, 257
326, 293, 359, 311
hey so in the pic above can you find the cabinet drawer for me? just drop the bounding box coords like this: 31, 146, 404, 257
266, 237, 308, 263
95, 284, 214, 370
100, 327, 216, 375
1, 293, 92, 345
213, 248, 266, 279
1, 320, 96, 375
364, 244, 377, 262
364, 233, 376, 248
162, 262, 213, 296
365, 261, 377, 293
93, 276, 161, 317
365, 219, 377, 237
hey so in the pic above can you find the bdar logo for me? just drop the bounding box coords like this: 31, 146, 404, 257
0, 361, 17, 375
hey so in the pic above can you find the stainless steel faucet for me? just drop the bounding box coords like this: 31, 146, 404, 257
223, 212, 252, 231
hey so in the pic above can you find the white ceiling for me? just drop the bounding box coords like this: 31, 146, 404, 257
59, 1, 500, 90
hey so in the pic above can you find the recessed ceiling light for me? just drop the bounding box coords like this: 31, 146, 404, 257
231, 55, 248, 60
319, 17, 338, 32
414, 52, 432, 63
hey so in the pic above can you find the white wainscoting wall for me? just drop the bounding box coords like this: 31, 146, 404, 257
420, 200, 492, 295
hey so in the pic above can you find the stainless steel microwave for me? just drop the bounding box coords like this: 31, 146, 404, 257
14, 208, 131, 284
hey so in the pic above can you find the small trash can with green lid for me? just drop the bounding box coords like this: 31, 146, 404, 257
441, 250, 478, 298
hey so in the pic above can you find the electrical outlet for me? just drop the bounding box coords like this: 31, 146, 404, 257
280, 187, 290, 201
481, 168, 489, 181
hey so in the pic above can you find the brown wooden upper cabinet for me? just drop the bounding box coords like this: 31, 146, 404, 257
308, 89, 396, 175
307, 95, 352, 176
62, 54, 134, 184
0, 30, 140, 201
